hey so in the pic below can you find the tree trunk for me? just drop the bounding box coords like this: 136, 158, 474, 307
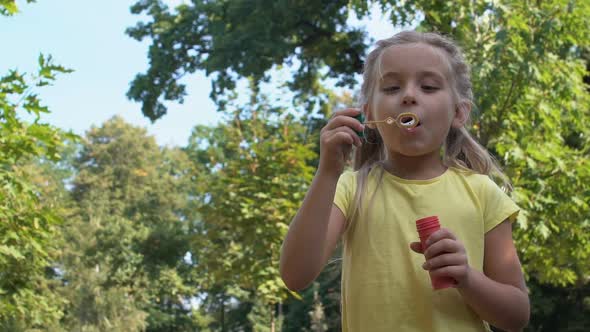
221, 296, 225, 332
270, 303, 275, 332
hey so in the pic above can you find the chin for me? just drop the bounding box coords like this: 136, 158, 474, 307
391, 144, 439, 158
399, 150, 431, 157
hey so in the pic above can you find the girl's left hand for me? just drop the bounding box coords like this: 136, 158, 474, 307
409, 228, 472, 288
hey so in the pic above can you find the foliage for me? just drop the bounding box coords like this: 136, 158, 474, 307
0, 27, 74, 327
526, 277, 590, 331
185, 86, 317, 308
61, 116, 198, 331
126, 0, 367, 119
282, 259, 341, 332
0, 0, 36, 16
412, 0, 590, 287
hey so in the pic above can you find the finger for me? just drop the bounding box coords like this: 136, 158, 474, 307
409, 242, 424, 254
424, 228, 457, 247
324, 130, 360, 149
326, 126, 362, 147
332, 126, 362, 146
429, 266, 462, 284
324, 113, 365, 133
330, 108, 362, 119
423, 253, 467, 270
324, 131, 354, 146
324, 116, 365, 135
424, 238, 462, 259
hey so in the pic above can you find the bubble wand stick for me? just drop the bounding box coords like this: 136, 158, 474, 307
354, 112, 420, 138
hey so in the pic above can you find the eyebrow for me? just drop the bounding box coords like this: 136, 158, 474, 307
380, 70, 445, 81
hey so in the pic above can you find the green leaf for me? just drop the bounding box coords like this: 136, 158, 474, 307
0, 0, 18, 15
0, 245, 25, 260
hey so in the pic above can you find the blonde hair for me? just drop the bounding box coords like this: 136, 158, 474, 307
348, 30, 510, 224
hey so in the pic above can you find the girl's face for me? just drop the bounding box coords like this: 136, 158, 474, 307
367, 43, 467, 158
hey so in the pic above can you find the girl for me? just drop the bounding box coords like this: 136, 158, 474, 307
280, 31, 530, 332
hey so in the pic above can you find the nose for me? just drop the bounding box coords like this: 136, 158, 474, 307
401, 85, 417, 105
402, 96, 417, 105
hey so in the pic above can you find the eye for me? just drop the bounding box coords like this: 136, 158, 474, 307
422, 85, 439, 92
382, 86, 400, 93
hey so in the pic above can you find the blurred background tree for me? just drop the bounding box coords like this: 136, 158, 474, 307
1, 0, 588, 330
0, 2, 74, 328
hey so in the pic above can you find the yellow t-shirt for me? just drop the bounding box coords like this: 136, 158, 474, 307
334, 166, 519, 332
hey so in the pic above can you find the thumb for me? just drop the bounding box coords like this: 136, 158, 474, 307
409, 242, 424, 254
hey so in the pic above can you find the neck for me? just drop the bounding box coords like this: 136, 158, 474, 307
383, 151, 447, 180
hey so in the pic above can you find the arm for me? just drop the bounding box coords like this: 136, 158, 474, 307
280, 108, 363, 291
411, 220, 530, 331
279, 176, 346, 291
458, 220, 530, 331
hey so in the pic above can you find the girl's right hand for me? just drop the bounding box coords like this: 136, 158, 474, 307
318, 108, 364, 177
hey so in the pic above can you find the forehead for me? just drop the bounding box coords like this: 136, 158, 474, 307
378, 43, 451, 80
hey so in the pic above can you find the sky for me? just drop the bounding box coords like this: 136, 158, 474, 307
1, 0, 399, 147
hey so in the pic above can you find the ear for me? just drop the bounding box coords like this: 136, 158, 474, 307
452, 101, 471, 129
363, 103, 378, 129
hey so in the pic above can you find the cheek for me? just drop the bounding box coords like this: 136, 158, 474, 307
429, 99, 455, 122
377, 128, 399, 148
373, 96, 388, 111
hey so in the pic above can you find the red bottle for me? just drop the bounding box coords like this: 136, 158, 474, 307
416, 216, 456, 290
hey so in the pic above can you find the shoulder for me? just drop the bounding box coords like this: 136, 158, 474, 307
337, 165, 386, 191
337, 169, 358, 190
447, 167, 503, 194
448, 168, 519, 229
335, 169, 359, 200
339, 169, 358, 181
337, 164, 382, 184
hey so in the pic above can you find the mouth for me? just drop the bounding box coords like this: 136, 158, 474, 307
397, 113, 421, 129
404, 120, 421, 129
400, 115, 416, 126
404, 119, 421, 133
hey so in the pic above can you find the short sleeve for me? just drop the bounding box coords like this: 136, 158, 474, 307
479, 176, 520, 233
334, 171, 357, 219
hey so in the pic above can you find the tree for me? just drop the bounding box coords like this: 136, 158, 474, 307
307, 282, 327, 332
126, 0, 366, 120
282, 258, 341, 332
0, 0, 35, 16
61, 116, 198, 331
0, 2, 74, 327
184, 86, 317, 329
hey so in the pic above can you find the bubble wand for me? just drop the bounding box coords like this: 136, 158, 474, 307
353, 112, 419, 138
